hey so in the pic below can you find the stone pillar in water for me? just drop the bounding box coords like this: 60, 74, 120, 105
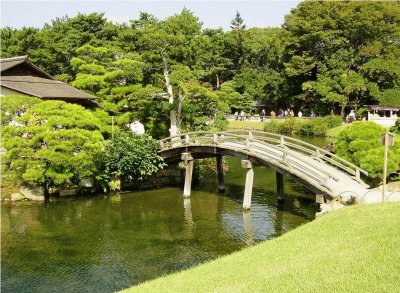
216, 155, 225, 193
241, 160, 253, 211
182, 152, 194, 198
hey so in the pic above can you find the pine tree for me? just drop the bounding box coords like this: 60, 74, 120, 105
230, 11, 246, 30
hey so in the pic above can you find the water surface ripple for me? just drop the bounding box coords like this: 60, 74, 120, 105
1, 158, 318, 292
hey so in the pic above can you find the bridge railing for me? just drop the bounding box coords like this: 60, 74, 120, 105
159, 131, 368, 184
221, 130, 368, 182
160, 131, 339, 190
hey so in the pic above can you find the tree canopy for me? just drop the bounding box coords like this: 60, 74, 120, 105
2, 100, 105, 197
2, 2, 399, 118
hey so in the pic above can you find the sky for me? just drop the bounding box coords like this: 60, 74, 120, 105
1, 1, 301, 30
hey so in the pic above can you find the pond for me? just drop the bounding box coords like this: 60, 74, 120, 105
1, 139, 331, 293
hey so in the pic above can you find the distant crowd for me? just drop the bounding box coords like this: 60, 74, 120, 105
233, 108, 315, 122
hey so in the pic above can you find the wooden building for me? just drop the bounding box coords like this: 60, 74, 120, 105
367, 105, 400, 127
0, 56, 96, 106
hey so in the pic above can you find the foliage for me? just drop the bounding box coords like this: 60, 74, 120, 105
2, 101, 104, 195
103, 132, 166, 184
2, 3, 399, 127
263, 116, 341, 137
380, 89, 400, 106
335, 122, 400, 179
390, 119, 400, 134
0, 95, 41, 125
283, 1, 400, 112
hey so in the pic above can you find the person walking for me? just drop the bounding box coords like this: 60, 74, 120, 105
129, 118, 145, 135
261, 109, 266, 121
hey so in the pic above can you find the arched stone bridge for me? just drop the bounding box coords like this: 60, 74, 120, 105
159, 130, 374, 211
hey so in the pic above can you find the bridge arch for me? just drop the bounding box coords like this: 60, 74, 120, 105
159, 131, 370, 208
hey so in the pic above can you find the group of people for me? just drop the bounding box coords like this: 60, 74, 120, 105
233, 110, 248, 121
233, 108, 316, 121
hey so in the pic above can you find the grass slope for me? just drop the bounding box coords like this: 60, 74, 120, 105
326, 124, 349, 138
122, 203, 400, 293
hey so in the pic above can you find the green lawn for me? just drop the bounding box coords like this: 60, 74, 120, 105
326, 123, 349, 138
228, 120, 265, 131
121, 202, 400, 293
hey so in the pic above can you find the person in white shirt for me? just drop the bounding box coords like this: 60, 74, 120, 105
298, 110, 303, 118
129, 118, 145, 135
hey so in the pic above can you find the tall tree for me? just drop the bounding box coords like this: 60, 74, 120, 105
282, 1, 400, 112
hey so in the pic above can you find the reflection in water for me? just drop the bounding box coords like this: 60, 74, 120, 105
183, 198, 194, 231
1, 157, 319, 293
275, 203, 284, 237
242, 211, 254, 246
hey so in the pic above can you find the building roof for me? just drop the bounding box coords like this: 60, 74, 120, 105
1, 56, 96, 102
1, 56, 28, 71
1, 76, 95, 100
367, 105, 400, 111
1, 55, 54, 79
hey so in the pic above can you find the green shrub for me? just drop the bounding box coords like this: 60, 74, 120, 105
264, 116, 337, 136
323, 115, 343, 128
335, 121, 400, 180
104, 132, 166, 186
264, 119, 281, 133
390, 118, 400, 134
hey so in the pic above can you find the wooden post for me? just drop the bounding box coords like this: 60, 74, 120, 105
276, 172, 284, 203
381, 132, 395, 202
182, 152, 194, 198
216, 155, 225, 193
241, 160, 254, 211
382, 133, 388, 202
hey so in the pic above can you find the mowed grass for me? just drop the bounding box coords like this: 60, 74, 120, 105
326, 123, 349, 138
228, 120, 265, 131
121, 202, 400, 293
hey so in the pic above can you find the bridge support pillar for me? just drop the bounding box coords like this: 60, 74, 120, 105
276, 172, 284, 203
315, 194, 324, 204
182, 152, 194, 198
241, 160, 254, 211
216, 155, 225, 193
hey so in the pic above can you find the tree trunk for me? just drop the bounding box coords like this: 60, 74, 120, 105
177, 87, 184, 130
340, 103, 346, 118
170, 110, 178, 137
162, 54, 178, 137
215, 73, 220, 90
43, 185, 50, 203
163, 56, 174, 104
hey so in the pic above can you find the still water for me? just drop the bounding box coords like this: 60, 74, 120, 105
1, 152, 328, 292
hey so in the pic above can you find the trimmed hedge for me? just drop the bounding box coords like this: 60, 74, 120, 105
263, 115, 342, 137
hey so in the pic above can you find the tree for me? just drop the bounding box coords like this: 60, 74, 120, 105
2, 100, 104, 199
228, 12, 247, 71
230, 11, 246, 30
192, 28, 232, 89
335, 122, 400, 181
0, 95, 40, 125
283, 1, 400, 111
